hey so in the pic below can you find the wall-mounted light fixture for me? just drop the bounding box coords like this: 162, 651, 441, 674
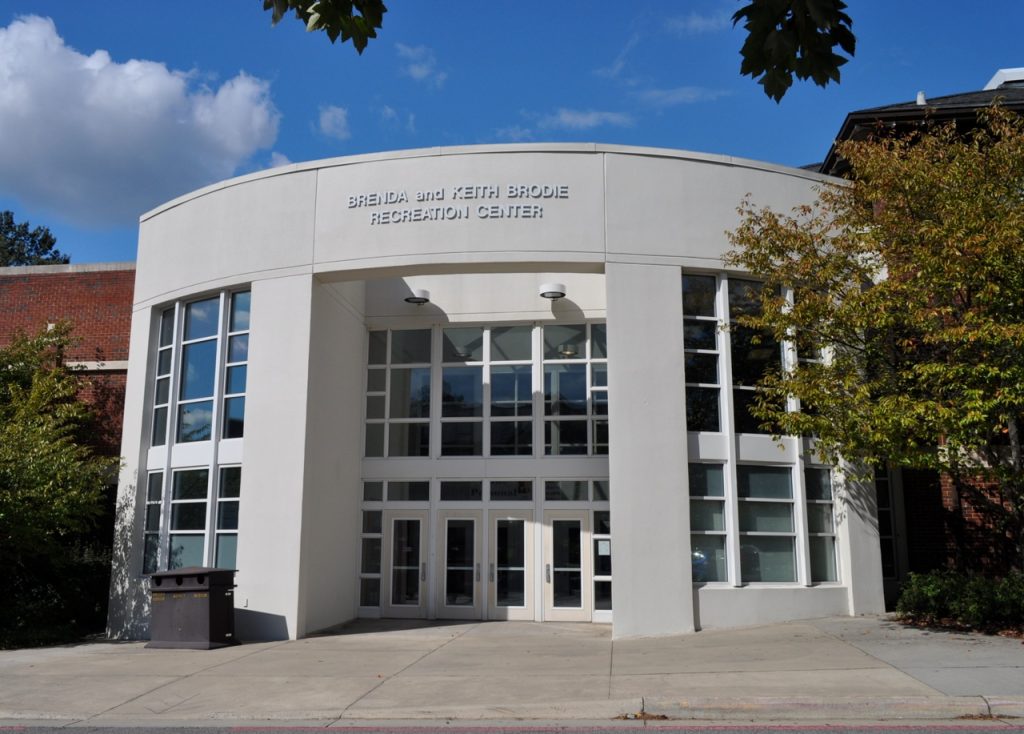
539, 282, 566, 300
558, 343, 578, 358
404, 289, 431, 305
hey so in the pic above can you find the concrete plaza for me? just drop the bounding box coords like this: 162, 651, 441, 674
0, 615, 1021, 726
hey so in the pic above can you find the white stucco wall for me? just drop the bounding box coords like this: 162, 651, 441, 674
110, 144, 884, 641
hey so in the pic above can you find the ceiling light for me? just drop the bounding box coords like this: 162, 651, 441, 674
404, 289, 430, 305
539, 282, 566, 300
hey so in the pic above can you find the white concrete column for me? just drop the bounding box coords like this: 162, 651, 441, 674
837, 471, 886, 615
107, 304, 155, 639
234, 274, 314, 640
606, 262, 693, 637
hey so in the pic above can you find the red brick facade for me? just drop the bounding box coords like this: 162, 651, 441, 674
0, 263, 135, 455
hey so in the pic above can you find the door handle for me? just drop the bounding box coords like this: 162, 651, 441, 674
545, 563, 551, 583
421, 562, 426, 582
475, 563, 480, 582
489, 563, 495, 582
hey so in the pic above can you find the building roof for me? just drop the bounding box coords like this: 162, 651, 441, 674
820, 79, 1024, 176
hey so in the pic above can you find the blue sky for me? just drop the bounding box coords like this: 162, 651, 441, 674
1, 1, 1021, 263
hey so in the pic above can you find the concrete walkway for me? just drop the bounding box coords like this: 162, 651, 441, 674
0, 615, 1021, 726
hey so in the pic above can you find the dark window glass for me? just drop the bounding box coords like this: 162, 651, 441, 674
171, 503, 206, 531
441, 422, 483, 456
387, 481, 430, 502
737, 466, 792, 499
155, 376, 170, 404
683, 275, 717, 316
491, 325, 532, 361
388, 423, 430, 457
368, 331, 387, 365
147, 472, 164, 501
684, 353, 718, 384
543, 324, 585, 360
389, 368, 431, 418
440, 481, 483, 501
594, 580, 612, 610
217, 502, 239, 530
545, 480, 588, 501
223, 397, 245, 438
490, 481, 532, 501
490, 421, 532, 455
733, 388, 777, 434
179, 341, 217, 400
442, 367, 483, 417
219, 467, 241, 498
544, 364, 586, 415
442, 327, 483, 362
689, 464, 725, 497
363, 482, 383, 502
544, 420, 588, 455
594, 510, 611, 534
805, 468, 833, 500
226, 365, 247, 395
591, 323, 607, 359
360, 577, 381, 606
686, 387, 720, 432
172, 469, 209, 500
491, 365, 532, 416
683, 321, 717, 350
152, 406, 168, 446
362, 510, 382, 533
391, 329, 431, 364
159, 308, 175, 347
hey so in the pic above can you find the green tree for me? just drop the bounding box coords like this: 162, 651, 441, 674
0, 211, 69, 266
262, 0, 853, 102
726, 106, 1024, 568
0, 324, 119, 647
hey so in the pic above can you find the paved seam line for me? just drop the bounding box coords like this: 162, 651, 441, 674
608, 636, 614, 701
331, 623, 482, 722
808, 619, 949, 697
77, 640, 292, 721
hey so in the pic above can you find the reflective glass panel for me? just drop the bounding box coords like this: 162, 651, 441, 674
442, 327, 483, 362
740, 536, 795, 583
685, 353, 718, 384
591, 323, 607, 359
686, 387, 720, 431
389, 368, 431, 418
215, 534, 237, 569
155, 376, 170, 404
223, 397, 245, 438
441, 367, 483, 417
387, 481, 430, 502
219, 467, 241, 498
366, 367, 386, 392
365, 395, 385, 419
592, 419, 608, 455
445, 520, 475, 606
177, 401, 213, 442
171, 504, 206, 531
388, 423, 430, 457
217, 501, 239, 530
552, 521, 582, 607
158, 348, 172, 375
391, 520, 421, 605
544, 420, 588, 455
491, 325, 532, 361
152, 406, 168, 446
143, 534, 159, 574
368, 331, 387, 365
594, 510, 610, 534
228, 334, 248, 363
491, 365, 532, 416
490, 421, 532, 455
683, 274, 717, 316
805, 468, 833, 500
159, 308, 175, 347
361, 537, 382, 574
168, 535, 204, 569
360, 577, 381, 606
591, 362, 608, 388
440, 481, 483, 501
179, 341, 217, 400
594, 580, 612, 610
226, 365, 247, 395
184, 297, 219, 341
594, 539, 612, 575
364, 423, 384, 457
543, 324, 585, 360
690, 499, 725, 531
544, 364, 586, 415
545, 480, 588, 501
229, 291, 251, 332
739, 502, 793, 533
811, 537, 837, 584
737, 466, 792, 498
147, 472, 164, 501
689, 464, 725, 497
173, 470, 209, 500
490, 481, 532, 501
807, 504, 834, 534
363, 481, 383, 502
391, 329, 431, 364
362, 510, 382, 534
145, 505, 161, 532
441, 422, 483, 456
593, 480, 609, 501
691, 534, 727, 582
683, 321, 718, 350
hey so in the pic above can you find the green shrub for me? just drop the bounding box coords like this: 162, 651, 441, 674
896, 570, 1024, 631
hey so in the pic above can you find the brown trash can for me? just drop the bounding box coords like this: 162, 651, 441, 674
146, 567, 239, 649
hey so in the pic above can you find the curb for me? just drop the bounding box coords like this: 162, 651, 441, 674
642, 695, 998, 721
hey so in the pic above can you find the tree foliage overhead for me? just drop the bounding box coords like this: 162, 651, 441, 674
0, 211, 69, 266
0, 324, 118, 646
262, 0, 853, 102
733, 0, 855, 102
263, 0, 386, 53
726, 106, 1024, 565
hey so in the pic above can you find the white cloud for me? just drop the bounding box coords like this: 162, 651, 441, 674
635, 86, 730, 107
395, 43, 447, 87
0, 15, 279, 227
539, 109, 634, 130
494, 125, 534, 142
318, 105, 351, 140
596, 33, 641, 79
268, 151, 292, 168
665, 11, 732, 34
380, 105, 398, 122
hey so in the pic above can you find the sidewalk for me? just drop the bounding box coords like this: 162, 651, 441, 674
0, 615, 1021, 726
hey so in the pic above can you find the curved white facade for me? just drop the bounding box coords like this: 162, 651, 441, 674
108, 144, 884, 641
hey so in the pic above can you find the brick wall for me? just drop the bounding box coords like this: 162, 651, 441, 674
0, 263, 135, 455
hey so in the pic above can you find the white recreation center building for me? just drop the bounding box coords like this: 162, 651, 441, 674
107, 144, 885, 641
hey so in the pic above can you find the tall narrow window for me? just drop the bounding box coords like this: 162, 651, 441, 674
728, 280, 782, 434
215, 467, 241, 568
168, 469, 209, 568
223, 292, 250, 439
590, 324, 609, 455
543, 323, 607, 455
689, 464, 727, 582
490, 326, 533, 456
364, 330, 432, 457
441, 327, 483, 456
359, 481, 383, 607
806, 467, 838, 582
737, 466, 795, 582
593, 510, 612, 610
683, 275, 721, 431
177, 297, 220, 443
142, 472, 163, 573
151, 308, 175, 446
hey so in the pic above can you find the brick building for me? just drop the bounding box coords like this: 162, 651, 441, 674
0, 262, 135, 453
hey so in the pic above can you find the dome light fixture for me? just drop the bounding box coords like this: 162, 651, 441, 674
404, 289, 431, 305
539, 282, 566, 300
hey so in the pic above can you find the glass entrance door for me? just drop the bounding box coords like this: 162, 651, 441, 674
382, 510, 428, 618
487, 510, 534, 620
435, 510, 483, 619
542, 510, 592, 622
